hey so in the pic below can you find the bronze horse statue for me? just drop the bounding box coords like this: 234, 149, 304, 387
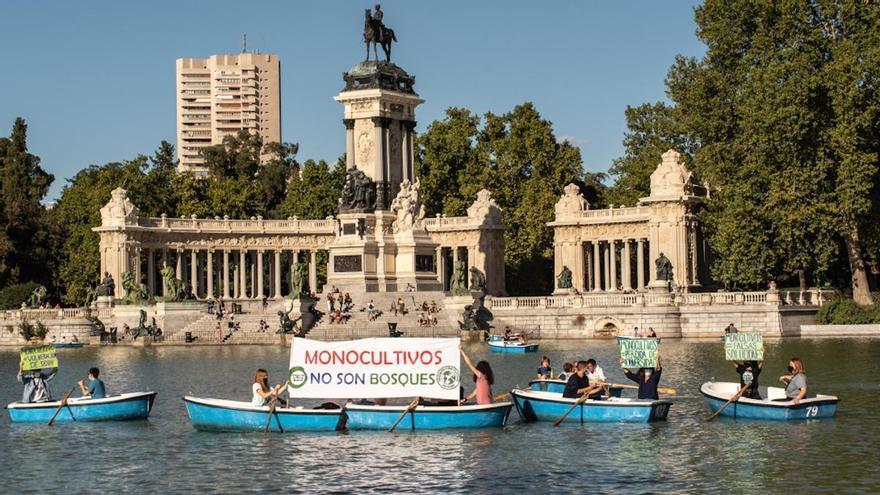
364, 9, 396, 62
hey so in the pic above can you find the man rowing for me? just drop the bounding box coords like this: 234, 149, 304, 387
562, 361, 602, 399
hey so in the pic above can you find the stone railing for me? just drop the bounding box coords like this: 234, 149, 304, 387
424, 215, 497, 231
0, 308, 112, 322
136, 216, 336, 234
486, 289, 834, 310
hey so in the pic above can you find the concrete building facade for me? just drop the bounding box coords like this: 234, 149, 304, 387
176, 53, 281, 174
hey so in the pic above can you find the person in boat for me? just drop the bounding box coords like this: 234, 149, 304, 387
646, 327, 657, 338
251, 369, 288, 407
622, 356, 662, 400
563, 361, 602, 399
77, 367, 106, 399
518, 333, 529, 344
632, 326, 641, 338
459, 346, 493, 405
536, 356, 553, 379
585, 359, 606, 384
778, 357, 808, 405
556, 362, 574, 381
725, 322, 738, 334
733, 360, 763, 399
503, 327, 513, 341
17, 359, 57, 403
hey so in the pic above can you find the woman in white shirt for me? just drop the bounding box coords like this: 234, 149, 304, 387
251, 368, 287, 407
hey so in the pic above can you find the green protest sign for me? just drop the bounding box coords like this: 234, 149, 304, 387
618, 337, 659, 368
20, 345, 58, 371
724, 332, 764, 361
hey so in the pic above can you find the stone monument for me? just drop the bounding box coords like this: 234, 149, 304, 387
327, 8, 440, 293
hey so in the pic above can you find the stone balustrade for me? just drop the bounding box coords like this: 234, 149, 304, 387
576, 206, 652, 223
137, 216, 336, 234
486, 289, 835, 310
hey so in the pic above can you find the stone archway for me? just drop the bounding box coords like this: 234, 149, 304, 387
594, 316, 622, 338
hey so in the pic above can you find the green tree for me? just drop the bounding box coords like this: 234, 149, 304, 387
0, 118, 54, 287
415, 107, 480, 216
279, 158, 346, 219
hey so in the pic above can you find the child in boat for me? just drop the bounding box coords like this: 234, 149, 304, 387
778, 357, 808, 405
622, 356, 662, 400
459, 346, 493, 405
17, 359, 57, 403
733, 360, 763, 399
536, 356, 553, 379
556, 362, 574, 381
251, 369, 288, 407
77, 367, 106, 399
562, 361, 602, 399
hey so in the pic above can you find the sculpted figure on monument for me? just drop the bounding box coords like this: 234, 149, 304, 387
160, 267, 187, 302
290, 263, 308, 297
339, 166, 377, 213
27, 285, 47, 308
557, 266, 573, 289
450, 259, 468, 295
390, 178, 425, 233
469, 266, 487, 294
655, 253, 673, 282
95, 272, 115, 297
121, 271, 149, 303
363, 5, 397, 62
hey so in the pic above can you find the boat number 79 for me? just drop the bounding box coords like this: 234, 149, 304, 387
805, 406, 818, 417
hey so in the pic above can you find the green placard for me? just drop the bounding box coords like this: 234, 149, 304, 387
618, 337, 659, 368
20, 345, 58, 371
724, 332, 764, 361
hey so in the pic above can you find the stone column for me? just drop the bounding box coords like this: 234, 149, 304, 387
175, 249, 183, 281
574, 241, 585, 292
637, 239, 645, 290
256, 250, 264, 298
308, 250, 318, 295
239, 250, 247, 299
162, 248, 168, 296
343, 119, 355, 169
436, 246, 444, 289
403, 120, 417, 183
592, 242, 601, 292
147, 248, 156, 296
274, 250, 282, 299
190, 250, 198, 298
206, 250, 214, 298
223, 250, 230, 298
372, 117, 389, 209
291, 249, 300, 293
250, 252, 256, 299
623, 240, 632, 291
133, 247, 142, 285
233, 266, 239, 299
585, 244, 592, 292
609, 240, 618, 292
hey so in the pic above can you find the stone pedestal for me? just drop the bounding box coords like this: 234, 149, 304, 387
553, 288, 573, 296
646, 280, 672, 293
95, 296, 114, 309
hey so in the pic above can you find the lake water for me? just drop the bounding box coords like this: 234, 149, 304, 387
2, 338, 879, 494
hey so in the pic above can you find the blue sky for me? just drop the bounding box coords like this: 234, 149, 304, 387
0, 1, 704, 201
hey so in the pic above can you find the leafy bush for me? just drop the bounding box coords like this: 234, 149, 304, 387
17, 320, 50, 341
0, 282, 42, 310
817, 297, 880, 325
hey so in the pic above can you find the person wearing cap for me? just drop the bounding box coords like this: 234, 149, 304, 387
622, 356, 663, 400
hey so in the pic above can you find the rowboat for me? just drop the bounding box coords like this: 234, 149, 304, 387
700, 382, 839, 420
487, 334, 521, 342
7, 391, 156, 423
345, 402, 514, 430
488, 340, 538, 353
528, 379, 623, 397
54, 342, 85, 348
183, 396, 345, 432
511, 389, 671, 423
616, 335, 660, 342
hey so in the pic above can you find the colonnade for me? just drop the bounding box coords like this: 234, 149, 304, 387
136, 247, 323, 300
560, 238, 651, 293
433, 245, 477, 291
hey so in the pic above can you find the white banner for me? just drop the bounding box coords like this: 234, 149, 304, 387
287, 337, 461, 400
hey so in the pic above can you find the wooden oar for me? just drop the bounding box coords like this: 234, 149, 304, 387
705, 384, 750, 422
48, 387, 76, 426
263, 396, 280, 433
388, 397, 419, 432
607, 383, 678, 396
493, 392, 511, 401
553, 392, 590, 426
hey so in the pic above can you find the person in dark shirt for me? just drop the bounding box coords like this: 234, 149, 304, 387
562, 361, 601, 399
734, 360, 763, 399
622, 356, 663, 400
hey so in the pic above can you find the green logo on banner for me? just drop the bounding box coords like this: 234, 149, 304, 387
288, 366, 307, 388
436, 366, 459, 390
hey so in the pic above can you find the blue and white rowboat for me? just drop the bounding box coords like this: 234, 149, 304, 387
488, 340, 538, 353
511, 389, 671, 423
7, 391, 156, 423
487, 334, 521, 342
700, 382, 838, 420
345, 402, 513, 430
183, 396, 345, 432
528, 379, 624, 397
